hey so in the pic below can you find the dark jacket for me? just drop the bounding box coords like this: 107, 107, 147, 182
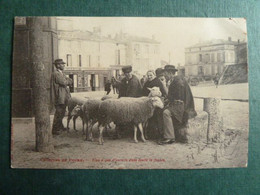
50, 69, 73, 106
168, 76, 197, 124
142, 77, 167, 98
105, 82, 111, 91
119, 75, 142, 98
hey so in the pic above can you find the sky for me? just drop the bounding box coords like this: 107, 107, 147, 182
61, 17, 247, 65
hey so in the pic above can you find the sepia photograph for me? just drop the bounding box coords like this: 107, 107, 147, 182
11, 17, 248, 169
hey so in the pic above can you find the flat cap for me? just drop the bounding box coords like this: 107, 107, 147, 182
53, 59, 66, 64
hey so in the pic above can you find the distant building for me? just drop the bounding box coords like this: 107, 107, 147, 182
113, 33, 161, 76
184, 37, 247, 79
57, 18, 116, 92
57, 18, 161, 92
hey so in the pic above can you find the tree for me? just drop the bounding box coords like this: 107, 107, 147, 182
29, 17, 54, 152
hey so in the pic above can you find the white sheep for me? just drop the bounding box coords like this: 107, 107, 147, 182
67, 97, 88, 132
147, 86, 162, 97
82, 95, 113, 140
97, 96, 164, 144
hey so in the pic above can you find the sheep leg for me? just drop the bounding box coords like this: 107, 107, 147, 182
98, 125, 105, 145
85, 120, 89, 140
143, 121, 148, 140
67, 114, 72, 131
82, 118, 85, 135
89, 120, 95, 142
138, 123, 146, 142
73, 116, 78, 131
134, 125, 138, 143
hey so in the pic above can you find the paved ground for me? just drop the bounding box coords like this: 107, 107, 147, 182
11, 84, 249, 169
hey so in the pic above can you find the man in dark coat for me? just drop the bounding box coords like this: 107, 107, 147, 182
118, 65, 142, 98
116, 65, 142, 138
158, 65, 197, 145
105, 80, 112, 95
51, 59, 73, 135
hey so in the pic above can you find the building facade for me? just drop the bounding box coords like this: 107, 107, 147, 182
57, 18, 161, 92
184, 38, 247, 79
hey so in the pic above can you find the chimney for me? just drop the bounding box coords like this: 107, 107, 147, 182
238, 39, 240, 43
228, 37, 232, 41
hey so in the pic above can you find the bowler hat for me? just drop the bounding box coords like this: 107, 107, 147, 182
155, 68, 164, 77
164, 65, 178, 72
53, 59, 66, 64
122, 65, 132, 73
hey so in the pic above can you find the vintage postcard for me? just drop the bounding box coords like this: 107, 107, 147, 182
11, 17, 248, 169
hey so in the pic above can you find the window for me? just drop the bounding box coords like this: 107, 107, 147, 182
117, 50, 120, 65
198, 66, 204, 75
217, 53, 221, 62
134, 44, 140, 56
98, 56, 100, 67
79, 55, 81, 67
211, 53, 215, 62
145, 45, 149, 54
66, 54, 72, 66
199, 54, 202, 62
204, 54, 210, 63
88, 55, 91, 67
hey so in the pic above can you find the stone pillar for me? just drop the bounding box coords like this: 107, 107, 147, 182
29, 17, 54, 152
203, 98, 224, 143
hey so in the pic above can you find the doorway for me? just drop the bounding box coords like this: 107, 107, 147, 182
90, 74, 95, 91
69, 74, 74, 92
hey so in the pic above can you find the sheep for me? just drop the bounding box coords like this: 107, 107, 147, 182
147, 86, 162, 97
82, 95, 113, 141
67, 97, 88, 132
97, 96, 164, 144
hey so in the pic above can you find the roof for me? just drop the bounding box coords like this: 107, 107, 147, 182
187, 39, 247, 49
114, 33, 160, 44
57, 30, 114, 42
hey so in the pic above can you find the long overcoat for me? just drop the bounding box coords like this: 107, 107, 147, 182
167, 76, 197, 124
50, 69, 72, 106
118, 75, 142, 98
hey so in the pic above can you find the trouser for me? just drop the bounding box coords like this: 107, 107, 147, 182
52, 104, 66, 134
106, 89, 111, 95
162, 108, 183, 139
147, 108, 164, 139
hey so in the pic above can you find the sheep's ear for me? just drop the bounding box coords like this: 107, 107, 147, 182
147, 87, 152, 91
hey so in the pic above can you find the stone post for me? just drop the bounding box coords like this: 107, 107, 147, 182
29, 17, 54, 152
203, 97, 224, 143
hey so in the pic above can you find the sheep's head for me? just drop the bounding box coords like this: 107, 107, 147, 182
148, 87, 162, 97
150, 96, 164, 109
71, 105, 82, 116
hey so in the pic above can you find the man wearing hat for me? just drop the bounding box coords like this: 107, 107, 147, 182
115, 65, 142, 139
158, 65, 197, 145
51, 59, 73, 135
118, 65, 142, 98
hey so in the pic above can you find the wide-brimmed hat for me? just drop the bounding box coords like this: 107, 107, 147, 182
53, 59, 66, 65
122, 65, 132, 73
164, 65, 178, 72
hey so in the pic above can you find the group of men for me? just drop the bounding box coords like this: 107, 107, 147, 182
50, 58, 197, 145
117, 65, 197, 145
